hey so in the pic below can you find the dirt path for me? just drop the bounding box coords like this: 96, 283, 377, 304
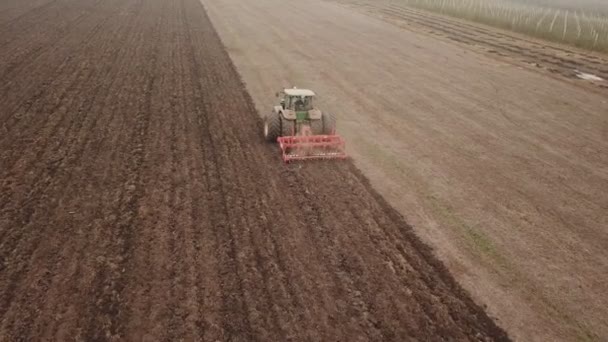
0, 0, 508, 340
202, 0, 608, 340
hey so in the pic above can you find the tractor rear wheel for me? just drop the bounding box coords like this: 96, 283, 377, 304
281, 117, 295, 136
264, 111, 281, 142
322, 112, 336, 134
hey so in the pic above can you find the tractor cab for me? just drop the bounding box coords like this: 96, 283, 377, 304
278, 88, 315, 111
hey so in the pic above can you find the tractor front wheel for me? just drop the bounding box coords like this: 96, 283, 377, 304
281, 117, 295, 137
264, 111, 281, 142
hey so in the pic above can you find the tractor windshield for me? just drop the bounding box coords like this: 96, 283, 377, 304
293, 96, 312, 111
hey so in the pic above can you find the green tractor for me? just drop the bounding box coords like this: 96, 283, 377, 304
263, 87, 346, 162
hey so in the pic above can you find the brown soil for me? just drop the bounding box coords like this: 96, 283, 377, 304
0, 0, 509, 340
202, 0, 608, 340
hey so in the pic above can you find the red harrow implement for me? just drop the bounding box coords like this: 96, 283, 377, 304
277, 134, 347, 162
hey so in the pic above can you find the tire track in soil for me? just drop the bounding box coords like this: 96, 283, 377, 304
0, 0, 510, 340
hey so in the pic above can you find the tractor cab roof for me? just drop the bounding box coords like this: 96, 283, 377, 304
283, 88, 315, 97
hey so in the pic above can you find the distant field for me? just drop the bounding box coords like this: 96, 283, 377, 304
401, 0, 608, 52
514, 0, 608, 13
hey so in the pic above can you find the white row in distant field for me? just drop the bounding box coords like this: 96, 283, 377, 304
401, 0, 608, 52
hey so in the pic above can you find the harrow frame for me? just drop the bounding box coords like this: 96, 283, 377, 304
277, 134, 347, 162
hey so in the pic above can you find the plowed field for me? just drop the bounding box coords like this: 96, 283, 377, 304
202, 0, 608, 340
0, 0, 508, 340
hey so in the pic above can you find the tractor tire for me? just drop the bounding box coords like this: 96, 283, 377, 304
322, 112, 336, 134
281, 117, 295, 136
264, 111, 281, 142
310, 118, 324, 135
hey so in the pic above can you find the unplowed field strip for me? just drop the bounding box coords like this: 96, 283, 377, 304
0, 0, 509, 340
332, 0, 608, 89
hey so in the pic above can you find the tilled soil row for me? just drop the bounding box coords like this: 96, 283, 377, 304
0, 0, 509, 340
